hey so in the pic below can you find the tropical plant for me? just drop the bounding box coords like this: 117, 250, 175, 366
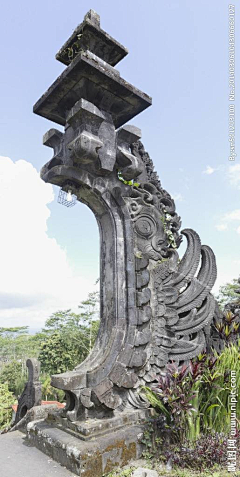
0, 383, 15, 430
213, 309, 240, 345
143, 341, 240, 445
161, 431, 239, 472
143, 362, 198, 444
40, 374, 65, 402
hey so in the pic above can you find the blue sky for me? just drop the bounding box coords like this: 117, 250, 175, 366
0, 0, 239, 330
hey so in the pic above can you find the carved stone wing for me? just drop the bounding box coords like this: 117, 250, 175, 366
136, 228, 217, 387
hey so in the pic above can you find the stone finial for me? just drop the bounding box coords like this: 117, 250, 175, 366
13, 358, 42, 426
84, 9, 100, 27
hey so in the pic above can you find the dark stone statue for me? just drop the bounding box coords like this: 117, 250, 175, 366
29, 10, 221, 475
13, 358, 42, 425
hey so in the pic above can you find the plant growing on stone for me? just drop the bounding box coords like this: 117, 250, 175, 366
160, 214, 177, 248
117, 170, 140, 187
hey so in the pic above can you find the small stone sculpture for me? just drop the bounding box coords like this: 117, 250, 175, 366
13, 358, 42, 425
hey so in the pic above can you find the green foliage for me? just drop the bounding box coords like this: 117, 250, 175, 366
160, 214, 177, 249
38, 291, 100, 375
39, 330, 80, 375
216, 278, 240, 309
40, 374, 65, 402
156, 468, 240, 477
143, 362, 197, 444
142, 342, 240, 472
63, 33, 83, 61
0, 327, 41, 400
184, 344, 240, 437
213, 310, 240, 345
0, 326, 29, 336
0, 326, 40, 367
144, 341, 240, 443
0, 383, 15, 430
117, 170, 140, 187
160, 432, 239, 472
0, 360, 25, 396
104, 468, 135, 477
0, 290, 99, 412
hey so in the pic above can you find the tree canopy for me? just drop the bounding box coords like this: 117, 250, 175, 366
216, 277, 240, 310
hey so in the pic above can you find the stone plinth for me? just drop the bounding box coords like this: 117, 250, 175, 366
27, 410, 151, 477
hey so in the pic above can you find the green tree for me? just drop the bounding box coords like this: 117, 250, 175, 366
0, 327, 40, 368
216, 278, 240, 310
0, 360, 24, 396
38, 329, 83, 374
0, 383, 15, 430
38, 291, 100, 375
78, 291, 100, 351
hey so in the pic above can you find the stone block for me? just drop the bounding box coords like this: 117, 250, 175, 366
27, 417, 147, 477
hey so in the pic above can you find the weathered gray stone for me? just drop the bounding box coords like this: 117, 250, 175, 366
11, 404, 59, 433
27, 412, 151, 477
13, 358, 42, 427
35, 7, 218, 418
31, 8, 221, 476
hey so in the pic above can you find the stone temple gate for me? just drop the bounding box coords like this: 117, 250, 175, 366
28, 10, 221, 476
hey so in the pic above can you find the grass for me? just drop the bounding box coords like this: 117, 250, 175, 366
105, 464, 240, 477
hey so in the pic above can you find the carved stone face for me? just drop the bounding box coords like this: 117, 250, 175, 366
133, 205, 168, 260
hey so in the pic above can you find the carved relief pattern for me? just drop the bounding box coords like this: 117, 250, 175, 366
122, 144, 218, 400
40, 133, 219, 418
38, 65, 219, 418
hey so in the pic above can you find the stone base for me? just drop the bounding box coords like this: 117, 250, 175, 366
27, 410, 151, 476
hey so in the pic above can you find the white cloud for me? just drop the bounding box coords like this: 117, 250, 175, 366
172, 193, 183, 202
0, 156, 94, 330
203, 165, 215, 175
215, 209, 240, 234
229, 163, 240, 189
223, 209, 240, 221
215, 224, 228, 231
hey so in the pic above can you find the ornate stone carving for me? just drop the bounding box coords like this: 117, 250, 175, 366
34, 10, 219, 422
13, 358, 42, 425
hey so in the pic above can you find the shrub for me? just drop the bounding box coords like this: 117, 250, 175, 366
161, 431, 240, 472
0, 383, 15, 430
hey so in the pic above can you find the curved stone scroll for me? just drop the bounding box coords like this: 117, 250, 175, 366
13, 358, 42, 425
35, 10, 219, 422
40, 141, 218, 421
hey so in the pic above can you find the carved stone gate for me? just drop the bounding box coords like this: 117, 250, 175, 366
28, 10, 219, 476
